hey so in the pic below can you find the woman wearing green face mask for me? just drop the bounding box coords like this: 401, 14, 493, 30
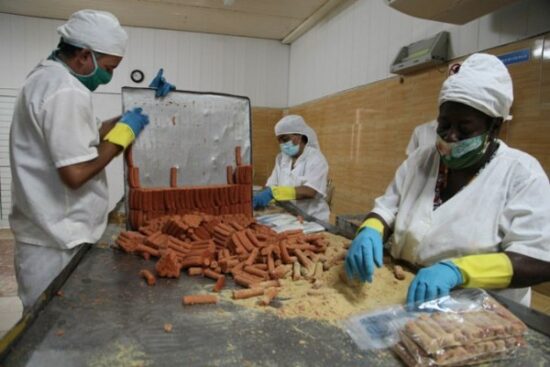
345, 53, 550, 309
434, 100, 503, 203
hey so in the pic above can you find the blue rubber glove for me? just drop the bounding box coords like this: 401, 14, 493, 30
149, 68, 175, 97
345, 227, 383, 283
406, 261, 464, 307
253, 188, 273, 209
120, 107, 150, 137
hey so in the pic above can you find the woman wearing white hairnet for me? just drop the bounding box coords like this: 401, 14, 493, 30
9, 9, 174, 311
345, 53, 550, 307
253, 115, 330, 222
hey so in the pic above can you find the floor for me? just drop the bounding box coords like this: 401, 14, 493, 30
0, 228, 549, 339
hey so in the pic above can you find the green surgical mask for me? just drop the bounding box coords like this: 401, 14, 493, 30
50, 50, 112, 91
436, 132, 490, 169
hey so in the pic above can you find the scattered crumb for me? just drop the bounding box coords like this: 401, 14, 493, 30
394, 265, 406, 280
164, 323, 173, 333
223, 232, 414, 324
56, 329, 65, 337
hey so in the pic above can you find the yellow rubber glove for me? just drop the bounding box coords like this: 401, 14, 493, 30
271, 186, 296, 201
104, 108, 150, 149
104, 123, 135, 149
451, 253, 513, 289
358, 218, 384, 235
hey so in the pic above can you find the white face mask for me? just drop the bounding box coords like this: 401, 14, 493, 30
280, 140, 300, 157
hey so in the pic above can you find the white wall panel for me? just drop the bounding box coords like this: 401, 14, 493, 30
497, 1, 529, 45
527, 0, 550, 36
351, 1, 370, 86
0, 91, 17, 228
387, 4, 414, 75
0, 12, 289, 107
448, 22, 479, 59
289, 0, 550, 106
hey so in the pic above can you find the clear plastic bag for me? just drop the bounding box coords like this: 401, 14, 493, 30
343, 289, 528, 366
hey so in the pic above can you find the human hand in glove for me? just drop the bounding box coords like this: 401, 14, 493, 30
104, 107, 149, 149
345, 226, 383, 283
406, 261, 463, 306
149, 68, 175, 97
121, 107, 149, 136
253, 187, 273, 209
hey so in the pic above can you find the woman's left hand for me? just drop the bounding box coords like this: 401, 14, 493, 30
406, 261, 463, 307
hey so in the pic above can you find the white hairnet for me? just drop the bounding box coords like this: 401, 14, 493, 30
274, 115, 320, 149
439, 53, 513, 120
57, 9, 128, 57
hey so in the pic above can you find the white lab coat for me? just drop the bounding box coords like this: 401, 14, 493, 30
15, 241, 80, 311
372, 141, 550, 306
266, 146, 330, 222
10, 59, 108, 307
405, 120, 438, 156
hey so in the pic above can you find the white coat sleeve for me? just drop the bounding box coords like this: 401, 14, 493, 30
500, 172, 550, 262
40, 88, 99, 168
405, 128, 419, 156
266, 155, 281, 187
301, 154, 328, 197
371, 159, 409, 228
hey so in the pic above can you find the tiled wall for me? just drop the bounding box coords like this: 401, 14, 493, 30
251, 107, 283, 187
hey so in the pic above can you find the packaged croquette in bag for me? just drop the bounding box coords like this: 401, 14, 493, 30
343, 289, 528, 366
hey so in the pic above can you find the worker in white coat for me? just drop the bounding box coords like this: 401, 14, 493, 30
405, 120, 437, 156
9, 10, 174, 311
345, 53, 550, 307
253, 115, 330, 222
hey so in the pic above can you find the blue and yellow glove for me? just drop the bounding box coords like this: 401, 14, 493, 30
271, 186, 296, 201
253, 186, 297, 209
406, 262, 463, 306
345, 218, 384, 283
406, 253, 513, 306
253, 188, 273, 209
104, 107, 149, 149
149, 68, 175, 97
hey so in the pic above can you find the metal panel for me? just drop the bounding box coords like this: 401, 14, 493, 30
121, 87, 251, 188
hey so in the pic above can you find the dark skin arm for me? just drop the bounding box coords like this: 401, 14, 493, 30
98, 115, 121, 139
295, 186, 318, 199
506, 252, 550, 288
57, 141, 122, 190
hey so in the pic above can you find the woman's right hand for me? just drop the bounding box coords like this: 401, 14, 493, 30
345, 227, 383, 283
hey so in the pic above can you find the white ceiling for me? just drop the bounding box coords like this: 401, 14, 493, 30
0, 0, 348, 42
